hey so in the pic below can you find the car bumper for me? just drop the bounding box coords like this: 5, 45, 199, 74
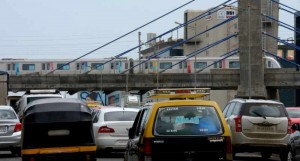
95, 136, 128, 151
232, 132, 289, 152
0, 131, 21, 149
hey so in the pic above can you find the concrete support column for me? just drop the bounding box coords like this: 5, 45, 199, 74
236, 0, 267, 99
0, 74, 8, 105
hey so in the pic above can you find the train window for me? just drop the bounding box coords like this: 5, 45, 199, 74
76, 63, 80, 70
91, 63, 104, 70
22, 64, 35, 71
42, 63, 50, 70
145, 62, 148, 69
213, 61, 222, 69
229, 61, 240, 68
194, 62, 207, 70
7, 64, 11, 71
56, 64, 70, 70
267, 61, 272, 68
160, 62, 172, 69
12, 64, 15, 71
111, 63, 114, 69
149, 62, 153, 69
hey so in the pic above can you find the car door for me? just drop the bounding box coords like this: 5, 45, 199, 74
126, 108, 150, 161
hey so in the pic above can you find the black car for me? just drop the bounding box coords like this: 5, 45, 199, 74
287, 123, 300, 161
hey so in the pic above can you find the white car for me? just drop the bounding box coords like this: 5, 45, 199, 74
92, 107, 139, 155
0, 106, 21, 156
223, 98, 290, 161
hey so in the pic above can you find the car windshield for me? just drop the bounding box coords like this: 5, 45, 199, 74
287, 109, 300, 118
104, 111, 138, 121
27, 96, 61, 104
154, 106, 223, 136
0, 109, 17, 119
243, 103, 286, 117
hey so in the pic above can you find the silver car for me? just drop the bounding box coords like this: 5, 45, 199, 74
0, 106, 21, 156
223, 99, 290, 161
92, 107, 139, 156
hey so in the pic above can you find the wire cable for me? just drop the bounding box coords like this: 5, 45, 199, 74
263, 14, 300, 34
83, 0, 237, 74
158, 35, 238, 73
263, 49, 300, 68
121, 16, 238, 74
263, 32, 300, 51
45, 0, 196, 75
271, 0, 300, 13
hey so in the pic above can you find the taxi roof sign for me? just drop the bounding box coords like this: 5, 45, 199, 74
147, 88, 210, 99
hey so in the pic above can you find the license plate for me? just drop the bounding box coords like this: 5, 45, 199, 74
0, 126, 7, 134
256, 126, 274, 131
116, 140, 128, 145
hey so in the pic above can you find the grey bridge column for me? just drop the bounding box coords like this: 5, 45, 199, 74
236, 0, 267, 99
0, 74, 8, 105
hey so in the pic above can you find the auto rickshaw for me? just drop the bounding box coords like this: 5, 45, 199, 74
21, 98, 96, 161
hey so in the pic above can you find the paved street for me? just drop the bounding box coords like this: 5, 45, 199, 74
0, 151, 282, 161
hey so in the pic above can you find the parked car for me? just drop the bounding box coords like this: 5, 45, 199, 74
92, 107, 139, 156
287, 123, 300, 161
125, 88, 232, 161
223, 98, 290, 161
0, 105, 21, 156
286, 107, 300, 132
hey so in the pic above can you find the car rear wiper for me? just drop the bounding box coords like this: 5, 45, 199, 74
252, 111, 266, 119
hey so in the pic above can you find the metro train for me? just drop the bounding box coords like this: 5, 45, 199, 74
0, 56, 281, 75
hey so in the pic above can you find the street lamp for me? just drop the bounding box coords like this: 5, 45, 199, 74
175, 21, 198, 88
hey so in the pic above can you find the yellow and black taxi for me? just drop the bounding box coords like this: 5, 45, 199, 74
124, 88, 232, 161
21, 98, 96, 161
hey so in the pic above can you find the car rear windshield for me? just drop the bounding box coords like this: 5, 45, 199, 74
104, 111, 138, 121
27, 96, 61, 104
287, 109, 300, 118
243, 103, 286, 117
0, 110, 17, 119
154, 106, 223, 136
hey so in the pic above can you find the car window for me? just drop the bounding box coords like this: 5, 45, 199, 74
154, 106, 223, 136
104, 111, 138, 121
27, 96, 61, 104
0, 110, 17, 119
244, 103, 286, 117
232, 102, 242, 115
137, 108, 150, 136
222, 104, 230, 117
225, 103, 236, 117
287, 109, 300, 118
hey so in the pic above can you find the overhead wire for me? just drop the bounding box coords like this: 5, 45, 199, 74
263, 32, 300, 51
80, 0, 237, 74
158, 35, 238, 74
45, 0, 196, 75
121, 15, 238, 74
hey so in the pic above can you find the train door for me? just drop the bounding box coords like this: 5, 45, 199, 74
129, 59, 134, 74
179, 61, 188, 73
42, 63, 51, 75
115, 61, 122, 73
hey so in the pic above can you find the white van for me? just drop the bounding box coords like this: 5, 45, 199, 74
16, 90, 63, 120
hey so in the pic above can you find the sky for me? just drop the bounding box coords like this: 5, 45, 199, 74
0, 0, 299, 60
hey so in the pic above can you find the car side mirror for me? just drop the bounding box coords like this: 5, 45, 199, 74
128, 128, 134, 139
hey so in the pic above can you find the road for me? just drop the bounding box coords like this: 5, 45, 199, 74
0, 151, 281, 161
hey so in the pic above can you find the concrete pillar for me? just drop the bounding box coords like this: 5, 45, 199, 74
295, 11, 300, 106
236, 0, 267, 99
0, 74, 8, 105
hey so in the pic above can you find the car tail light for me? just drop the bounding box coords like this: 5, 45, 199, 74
234, 115, 242, 132
143, 138, 152, 156
14, 123, 22, 132
288, 118, 292, 134
226, 136, 232, 160
85, 155, 90, 161
98, 126, 115, 133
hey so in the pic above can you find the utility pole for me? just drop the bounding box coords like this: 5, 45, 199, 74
138, 32, 142, 73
